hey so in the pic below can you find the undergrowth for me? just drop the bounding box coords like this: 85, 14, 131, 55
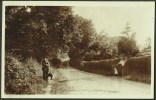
5, 53, 47, 94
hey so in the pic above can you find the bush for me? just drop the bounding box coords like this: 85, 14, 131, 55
5, 54, 47, 94
62, 60, 69, 67
79, 59, 120, 76
69, 59, 81, 67
122, 56, 151, 75
50, 58, 62, 68
122, 56, 151, 83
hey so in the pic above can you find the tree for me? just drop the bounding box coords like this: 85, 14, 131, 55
85, 29, 120, 61
5, 6, 73, 61
117, 23, 139, 57
5, 6, 36, 60
67, 15, 96, 66
143, 37, 151, 51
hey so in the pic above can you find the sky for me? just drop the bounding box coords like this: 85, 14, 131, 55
72, 3, 154, 49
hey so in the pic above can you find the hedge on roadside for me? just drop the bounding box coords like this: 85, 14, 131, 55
80, 59, 120, 76
122, 55, 151, 83
5, 54, 47, 94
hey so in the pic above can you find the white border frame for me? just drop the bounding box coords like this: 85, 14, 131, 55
1, 1, 155, 99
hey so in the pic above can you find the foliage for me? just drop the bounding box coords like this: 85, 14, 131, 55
117, 23, 139, 57
5, 6, 73, 61
5, 53, 47, 94
50, 57, 62, 68
83, 32, 119, 61
6, 6, 120, 64
122, 56, 151, 83
6, 6, 98, 63
143, 37, 151, 52
77, 59, 120, 76
67, 15, 96, 65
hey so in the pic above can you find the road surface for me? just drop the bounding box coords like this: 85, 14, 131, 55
43, 67, 152, 99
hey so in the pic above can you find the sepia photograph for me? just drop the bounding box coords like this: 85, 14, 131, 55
1, 1, 155, 99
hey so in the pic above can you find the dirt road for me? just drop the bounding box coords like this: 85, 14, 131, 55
44, 67, 152, 99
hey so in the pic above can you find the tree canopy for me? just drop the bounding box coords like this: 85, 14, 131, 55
6, 7, 140, 63
117, 23, 139, 57
5, 6, 96, 62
